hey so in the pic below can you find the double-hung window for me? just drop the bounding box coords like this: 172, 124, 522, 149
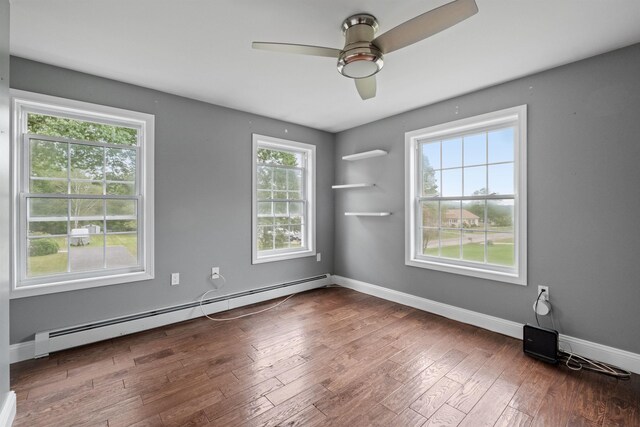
252, 134, 315, 263
11, 90, 154, 297
405, 105, 527, 285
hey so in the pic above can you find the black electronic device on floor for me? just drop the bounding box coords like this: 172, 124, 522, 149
523, 324, 559, 364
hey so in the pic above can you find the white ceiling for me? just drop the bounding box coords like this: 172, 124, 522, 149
10, 0, 640, 133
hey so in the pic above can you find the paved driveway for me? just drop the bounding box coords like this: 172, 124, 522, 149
425, 231, 512, 249
69, 245, 136, 270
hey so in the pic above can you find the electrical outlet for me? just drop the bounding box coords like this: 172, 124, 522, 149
538, 285, 549, 301
171, 273, 180, 286
211, 267, 220, 279
317, 253, 322, 262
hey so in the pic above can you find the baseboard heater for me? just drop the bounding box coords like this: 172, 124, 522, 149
34, 274, 331, 358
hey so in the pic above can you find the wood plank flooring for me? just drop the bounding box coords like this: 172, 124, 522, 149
10, 286, 640, 426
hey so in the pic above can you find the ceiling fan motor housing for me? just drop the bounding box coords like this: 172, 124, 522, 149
337, 14, 384, 79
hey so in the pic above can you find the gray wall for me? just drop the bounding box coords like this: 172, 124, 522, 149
10, 57, 334, 344
8, 44, 640, 357
1, 0, 11, 396
334, 43, 640, 354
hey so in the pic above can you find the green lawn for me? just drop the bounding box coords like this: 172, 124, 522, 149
425, 241, 514, 266
107, 234, 137, 254
28, 234, 137, 277
28, 251, 67, 277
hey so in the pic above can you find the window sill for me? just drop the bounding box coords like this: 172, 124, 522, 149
253, 249, 316, 264
11, 270, 155, 299
405, 257, 526, 286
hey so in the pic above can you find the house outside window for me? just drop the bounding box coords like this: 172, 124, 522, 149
252, 134, 316, 264
405, 105, 527, 285
11, 90, 154, 298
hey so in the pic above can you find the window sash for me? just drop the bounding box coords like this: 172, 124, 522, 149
19, 195, 145, 287
255, 148, 309, 254
19, 200, 145, 286
413, 198, 517, 269
24, 134, 140, 195
256, 162, 307, 204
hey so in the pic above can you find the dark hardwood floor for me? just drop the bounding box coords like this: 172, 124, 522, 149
10, 286, 640, 426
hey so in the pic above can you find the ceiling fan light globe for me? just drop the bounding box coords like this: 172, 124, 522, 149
337, 48, 384, 79
341, 59, 379, 79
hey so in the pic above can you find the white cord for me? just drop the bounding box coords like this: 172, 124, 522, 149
556, 321, 630, 379
558, 350, 631, 379
199, 291, 297, 321
208, 273, 227, 289
198, 272, 299, 321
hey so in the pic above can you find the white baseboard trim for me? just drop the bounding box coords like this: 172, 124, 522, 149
558, 335, 640, 376
11, 274, 330, 364
0, 391, 16, 427
333, 275, 640, 375
333, 275, 523, 338
9, 341, 34, 364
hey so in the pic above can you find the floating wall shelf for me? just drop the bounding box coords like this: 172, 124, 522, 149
332, 183, 375, 189
342, 149, 388, 161
344, 212, 391, 217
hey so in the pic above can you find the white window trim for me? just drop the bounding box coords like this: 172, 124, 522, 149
252, 134, 316, 264
10, 89, 155, 298
405, 105, 527, 286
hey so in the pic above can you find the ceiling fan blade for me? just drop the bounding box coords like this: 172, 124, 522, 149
355, 76, 376, 100
252, 42, 341, 58
372, 0, 478, 54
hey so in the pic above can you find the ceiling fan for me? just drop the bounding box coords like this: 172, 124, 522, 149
252, 0, 478, 100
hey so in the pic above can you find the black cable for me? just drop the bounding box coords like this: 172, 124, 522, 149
534, 289, 544, 327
